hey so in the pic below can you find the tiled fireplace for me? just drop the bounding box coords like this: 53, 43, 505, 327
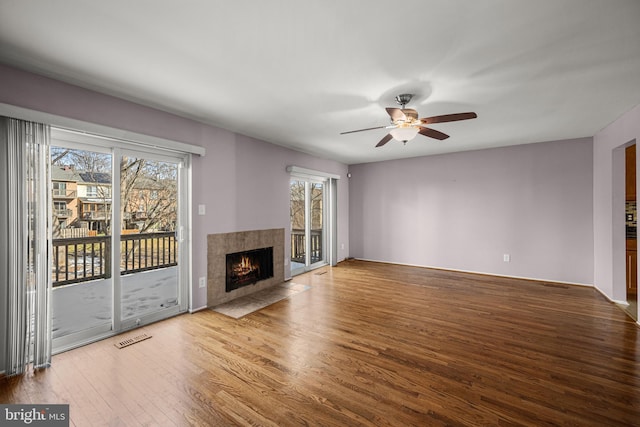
207, 228, 284, 307
226, 246, 274, 292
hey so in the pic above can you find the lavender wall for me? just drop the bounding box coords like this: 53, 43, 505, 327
0, 65, 349, 370
0, 64, 210, 146
349, 138, 594, 284
593, 103, 640, 301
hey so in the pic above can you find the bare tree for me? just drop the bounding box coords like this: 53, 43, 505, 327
121, 157, 177, 233
50, 147, 71, 165
290, 180, 306, 230
120, 156, 146, 231
51, 147, 111, 172
290, 181, 324, 230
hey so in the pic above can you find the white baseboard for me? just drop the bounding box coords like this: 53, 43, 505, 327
592, 285, 629, 305
354, 258, 593, 287
189, 305, 208, 313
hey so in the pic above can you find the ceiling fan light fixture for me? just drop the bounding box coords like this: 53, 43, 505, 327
390, 126, 419, 142
340, 93, 477, 148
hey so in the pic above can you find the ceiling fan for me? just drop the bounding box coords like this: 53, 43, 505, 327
340, 94, 477, 147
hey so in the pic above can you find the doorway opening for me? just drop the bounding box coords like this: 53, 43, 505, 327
624, 143, 638, 320
290, 178, 327, 275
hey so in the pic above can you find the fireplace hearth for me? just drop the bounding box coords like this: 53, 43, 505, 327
226, 247, 274, 292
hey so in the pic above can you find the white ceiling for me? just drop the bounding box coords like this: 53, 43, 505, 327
1, 0, 639, 165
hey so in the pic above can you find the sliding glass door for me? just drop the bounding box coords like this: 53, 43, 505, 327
50, 145, 114, 349
50, 129, 188, 352
290, 178, 327, 276
119, 150, 181, 328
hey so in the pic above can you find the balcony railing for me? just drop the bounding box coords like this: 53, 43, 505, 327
53, 208, 73, 218
121, 231, 177, 275
52, 189, 76, 198
291, 228, 323, 264
52, 231, 177, 287
82, 211, 109, 220
52, 235, 111, 286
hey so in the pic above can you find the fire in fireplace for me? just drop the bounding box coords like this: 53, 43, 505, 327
226, 247, 274, 292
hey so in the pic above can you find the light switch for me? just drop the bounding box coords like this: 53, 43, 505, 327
198, 204, 206, 215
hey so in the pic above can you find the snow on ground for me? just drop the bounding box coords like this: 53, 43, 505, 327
52, 267, 178, 338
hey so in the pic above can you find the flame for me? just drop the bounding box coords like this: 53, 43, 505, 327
232, 254, 260, 277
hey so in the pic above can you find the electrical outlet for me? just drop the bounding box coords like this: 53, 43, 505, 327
198, 277, 206, 288
503, 254, 511, 262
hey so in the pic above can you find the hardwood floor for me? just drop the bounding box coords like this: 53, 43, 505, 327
2, 260, 639, 426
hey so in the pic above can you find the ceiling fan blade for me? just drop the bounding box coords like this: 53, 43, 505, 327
340, 125, 387, 135
419, 127, 450, 140
376, 134, 393, 147
420, 112, 477, 125
386, 108, 406, 122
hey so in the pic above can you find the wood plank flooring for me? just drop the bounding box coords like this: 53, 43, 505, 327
2, 260, 639, 426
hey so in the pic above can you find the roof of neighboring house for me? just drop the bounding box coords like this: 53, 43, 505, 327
51, 166, 77, 182
51, 166, 112, 185
77, 171, 111, 185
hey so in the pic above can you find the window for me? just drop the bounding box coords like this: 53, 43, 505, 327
53, 182, 67, 197
86, 185, 98, 197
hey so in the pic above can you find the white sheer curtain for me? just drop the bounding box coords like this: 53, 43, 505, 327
1, 116, 51, 376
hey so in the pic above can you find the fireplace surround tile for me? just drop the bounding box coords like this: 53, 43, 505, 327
207, 228, 285, 307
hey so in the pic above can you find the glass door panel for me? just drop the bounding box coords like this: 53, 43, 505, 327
290, 178, 327, 276
120, 154, 180, 322
290, 179, 306, 275
310, 182, 324, 266
50, 146, 113, 349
